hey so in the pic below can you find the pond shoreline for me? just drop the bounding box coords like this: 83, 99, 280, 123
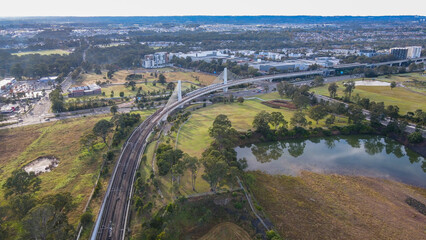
237, 134, 425, 188
237, 129, 426, 158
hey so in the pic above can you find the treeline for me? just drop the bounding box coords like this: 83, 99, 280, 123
0, 170, 75, 239
0, 49, 82, 79
171, 56, 259, 77
49, 87, 114, 113
85, 44, 154, 67
341, 54, 397, 64
325, 81, 426, 126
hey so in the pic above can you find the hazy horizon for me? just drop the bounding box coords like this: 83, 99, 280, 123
1, 0, 425, 17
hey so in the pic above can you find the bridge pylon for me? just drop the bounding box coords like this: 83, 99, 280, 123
177, 80, 182, 101
223, 68, 228, 93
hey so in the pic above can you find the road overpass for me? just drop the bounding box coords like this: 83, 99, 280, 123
90, 69, 327, 240
91, 62, 425, 239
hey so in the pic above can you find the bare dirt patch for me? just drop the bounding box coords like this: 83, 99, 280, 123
23, 156, 59, 174
261, 100, 297, 109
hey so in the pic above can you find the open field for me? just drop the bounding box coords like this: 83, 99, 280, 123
76, 68, 216, 86
249, 171, 426, 240
67, 81, 196, 100
12, 49, 71, 56
313, 74, 426, 114
177, 97, 348, 157
200, 222, 252, 240
0, 110, 153, 226
0, 115, 109, 224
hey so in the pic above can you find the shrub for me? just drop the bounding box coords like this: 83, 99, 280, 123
266, 230, 282, 240
80, 211, 93, 226
408, 131, 423, 143
234, 201, 243, 209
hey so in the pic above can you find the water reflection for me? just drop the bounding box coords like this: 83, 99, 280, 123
236, 135, 426, 187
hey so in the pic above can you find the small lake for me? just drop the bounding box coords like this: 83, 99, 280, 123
236, 135, 426, 187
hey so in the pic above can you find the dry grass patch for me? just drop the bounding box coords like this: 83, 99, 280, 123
200, 222, 252, 240
250, 171, 426, 240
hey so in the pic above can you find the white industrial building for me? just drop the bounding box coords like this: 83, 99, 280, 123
142, 52, 170, 69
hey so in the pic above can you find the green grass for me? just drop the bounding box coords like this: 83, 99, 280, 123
0, 115, 109, 224
67, 82, 196, 100
0, 110, 154, 225
313, 75, 426, 114
177, 98, 347, 157
12, 49, 71, 56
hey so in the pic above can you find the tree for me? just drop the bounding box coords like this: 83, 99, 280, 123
49, 88, 65, 113
80, 133, 97, 153
390, 81, 396, 90
80, 211, 93, 227
237, 97, 244, 104
369, 101, 385, 126
325, 115, 335, 126
93, 119, 113, 143
156, 145, 183, 176
252, 111, 271, 134
202, 152, 228, 192
328, 82, 338, 98
23, 203, 73, 240
347, 105, 365, 124
343, 80, 356, 99
110, 90, 114, 97
107, 70, 114, 79
292, 92, 310, 109
184, 154, 199, 191
209, 114, 237, 150
110, 105, 118, 115
11, 63, 24, 80
308, 105, 328, 124
290, 111, 308, 127
2, 169, 41, 199
277, 82, 285, 98
166, 82, 175, 91
158, 74, 166, 84
386, 105, 399, 119
119, 92, 124, 98
313, 76, 324, 86
408, 131, 423, 143
270, 112, 287, 130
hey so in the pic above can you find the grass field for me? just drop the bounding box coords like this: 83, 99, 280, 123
0, 110, 153, 226
200, 222, 252, 240
0, 115, 110, 224
12, 49, 71, 56
249, 171, 426, 240
313, 74, 426, 114
177, 97, 347, 157
77, 69, 216, 86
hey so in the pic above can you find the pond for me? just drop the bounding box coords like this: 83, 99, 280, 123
236, 135, 426, 187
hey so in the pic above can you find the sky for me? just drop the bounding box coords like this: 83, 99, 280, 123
0, 0, 425, 17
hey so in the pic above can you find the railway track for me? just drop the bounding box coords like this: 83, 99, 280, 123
90, 70, 351, 240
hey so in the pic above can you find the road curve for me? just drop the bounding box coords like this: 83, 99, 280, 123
90, 70, 355, 240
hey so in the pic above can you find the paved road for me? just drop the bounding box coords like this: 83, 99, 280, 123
92, 69, 426, 239
91, 70, 330, 240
